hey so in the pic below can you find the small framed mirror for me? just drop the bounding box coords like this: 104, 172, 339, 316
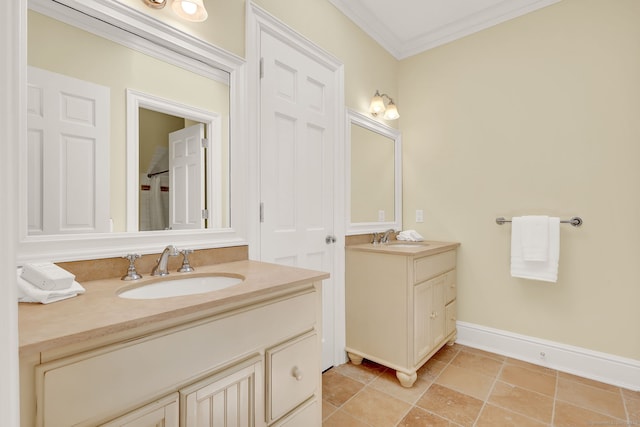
346, 109, 402, 235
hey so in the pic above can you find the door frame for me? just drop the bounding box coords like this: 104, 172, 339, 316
246, 2, 347, 368
125, 89, 222, 232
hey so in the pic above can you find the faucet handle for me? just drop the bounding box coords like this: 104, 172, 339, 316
178, 249, 194, 273
121, 253, 142, 281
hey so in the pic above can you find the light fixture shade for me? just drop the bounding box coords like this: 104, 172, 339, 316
370, 92, 385, 115
172, 0, 208, 22
383, 101, 400, 120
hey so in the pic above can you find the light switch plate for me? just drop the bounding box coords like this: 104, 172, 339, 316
416, 209, 424, 223
378, 210, 385, 222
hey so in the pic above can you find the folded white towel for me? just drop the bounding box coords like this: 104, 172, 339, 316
17, 269, 85, 304
21, 262, 75, 290
511, 216, 560, 283
397, 230, 425, 242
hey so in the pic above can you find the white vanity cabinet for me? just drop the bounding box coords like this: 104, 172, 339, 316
345, 243, 459, 387
20, 276, 324, 427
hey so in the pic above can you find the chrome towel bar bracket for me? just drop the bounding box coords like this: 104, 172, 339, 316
496, 216, 583, 227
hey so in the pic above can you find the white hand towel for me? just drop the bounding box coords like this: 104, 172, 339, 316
511, 216, 560, 282
520, 216, 550, 261
17, 269, 85, 304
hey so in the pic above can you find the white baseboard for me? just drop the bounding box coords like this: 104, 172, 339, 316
455, 321, 640, 391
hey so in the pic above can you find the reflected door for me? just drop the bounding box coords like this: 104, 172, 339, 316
169, 123, 205, 230
27, 66, 110, 235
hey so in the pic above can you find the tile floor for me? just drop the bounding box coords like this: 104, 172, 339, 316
322, 344, 640, 427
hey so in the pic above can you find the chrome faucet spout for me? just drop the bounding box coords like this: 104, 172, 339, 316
380, 229, 396, 244
151, 245, 179, 276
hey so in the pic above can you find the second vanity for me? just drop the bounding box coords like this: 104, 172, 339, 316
345, 240, 459, 387
19, 257, 328, 427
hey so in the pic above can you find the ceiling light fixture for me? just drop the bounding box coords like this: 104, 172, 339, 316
142, 0, 166, 9
172, 0, 209, 22
370, 90, 400, 120
142, 0, 209, 22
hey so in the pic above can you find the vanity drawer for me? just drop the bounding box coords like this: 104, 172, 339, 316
414, 250, 456, 284
271, 398, 320, 427
266, 331, 319, 423
446, 300, 457, 337
444, 269, 457, 304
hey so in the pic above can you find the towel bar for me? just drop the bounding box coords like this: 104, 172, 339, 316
495, 216, 583, 227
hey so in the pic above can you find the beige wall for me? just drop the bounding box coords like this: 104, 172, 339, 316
399, 0, 640, 360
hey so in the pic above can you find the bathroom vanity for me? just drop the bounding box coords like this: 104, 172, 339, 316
345, 241, 459, 387
19, 260, 327, 427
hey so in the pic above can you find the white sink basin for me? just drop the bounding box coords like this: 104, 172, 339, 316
118, 275, 244, 300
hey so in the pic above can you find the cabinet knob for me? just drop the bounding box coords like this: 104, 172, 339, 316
430, 312, 436, 319
292, 366, 303, 381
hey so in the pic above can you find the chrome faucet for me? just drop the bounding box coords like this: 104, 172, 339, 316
151, 245, 179, 276
380, 229, 396, 244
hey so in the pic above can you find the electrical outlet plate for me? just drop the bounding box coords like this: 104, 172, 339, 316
416, 209, 424, 223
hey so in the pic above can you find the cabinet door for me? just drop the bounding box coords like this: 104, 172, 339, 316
181, 356, 263, 427
100, 393, 178, 427
413, 280, 433, 363
413, 274, 447, 363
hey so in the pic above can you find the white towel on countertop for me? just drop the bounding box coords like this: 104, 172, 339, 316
17, 268, 85, 304
511, 216, 560, 283
21, 262, 75, 290
397, 230, 425, 241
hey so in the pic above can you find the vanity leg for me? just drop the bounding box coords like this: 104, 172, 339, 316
396, 370, 417, 388
347, 352, 364, 365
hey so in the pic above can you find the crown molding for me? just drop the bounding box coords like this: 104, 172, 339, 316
328, 0, 561, 60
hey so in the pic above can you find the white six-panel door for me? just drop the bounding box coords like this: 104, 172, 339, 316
169, 123, 205, 230
27, 66, 110, 235
259, 30, 337, 370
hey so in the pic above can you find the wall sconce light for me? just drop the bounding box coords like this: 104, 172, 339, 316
142, 0, 209, 22
369, 90, 400, 120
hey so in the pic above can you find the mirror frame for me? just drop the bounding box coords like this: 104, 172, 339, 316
346, 109, 402, 235
18, 0, 248, 263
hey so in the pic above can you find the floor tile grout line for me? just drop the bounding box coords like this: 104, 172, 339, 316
621, 387, 631, 423
470, 357, 505, 427
551, 369, 559, 427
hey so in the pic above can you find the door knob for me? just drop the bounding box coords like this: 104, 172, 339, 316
325, 235, 337, 244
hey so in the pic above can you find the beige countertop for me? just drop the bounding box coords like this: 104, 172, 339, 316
19, 260, 329, 356
346, 240, 460, 257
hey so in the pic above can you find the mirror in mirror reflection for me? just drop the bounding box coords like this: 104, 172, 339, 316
26, 9, 230, 235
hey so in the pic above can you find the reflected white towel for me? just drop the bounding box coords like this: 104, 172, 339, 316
511, 216, 560, 282
17, 269, 85, 304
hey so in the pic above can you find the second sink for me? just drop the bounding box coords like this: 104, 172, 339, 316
118, 275, 244, 300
